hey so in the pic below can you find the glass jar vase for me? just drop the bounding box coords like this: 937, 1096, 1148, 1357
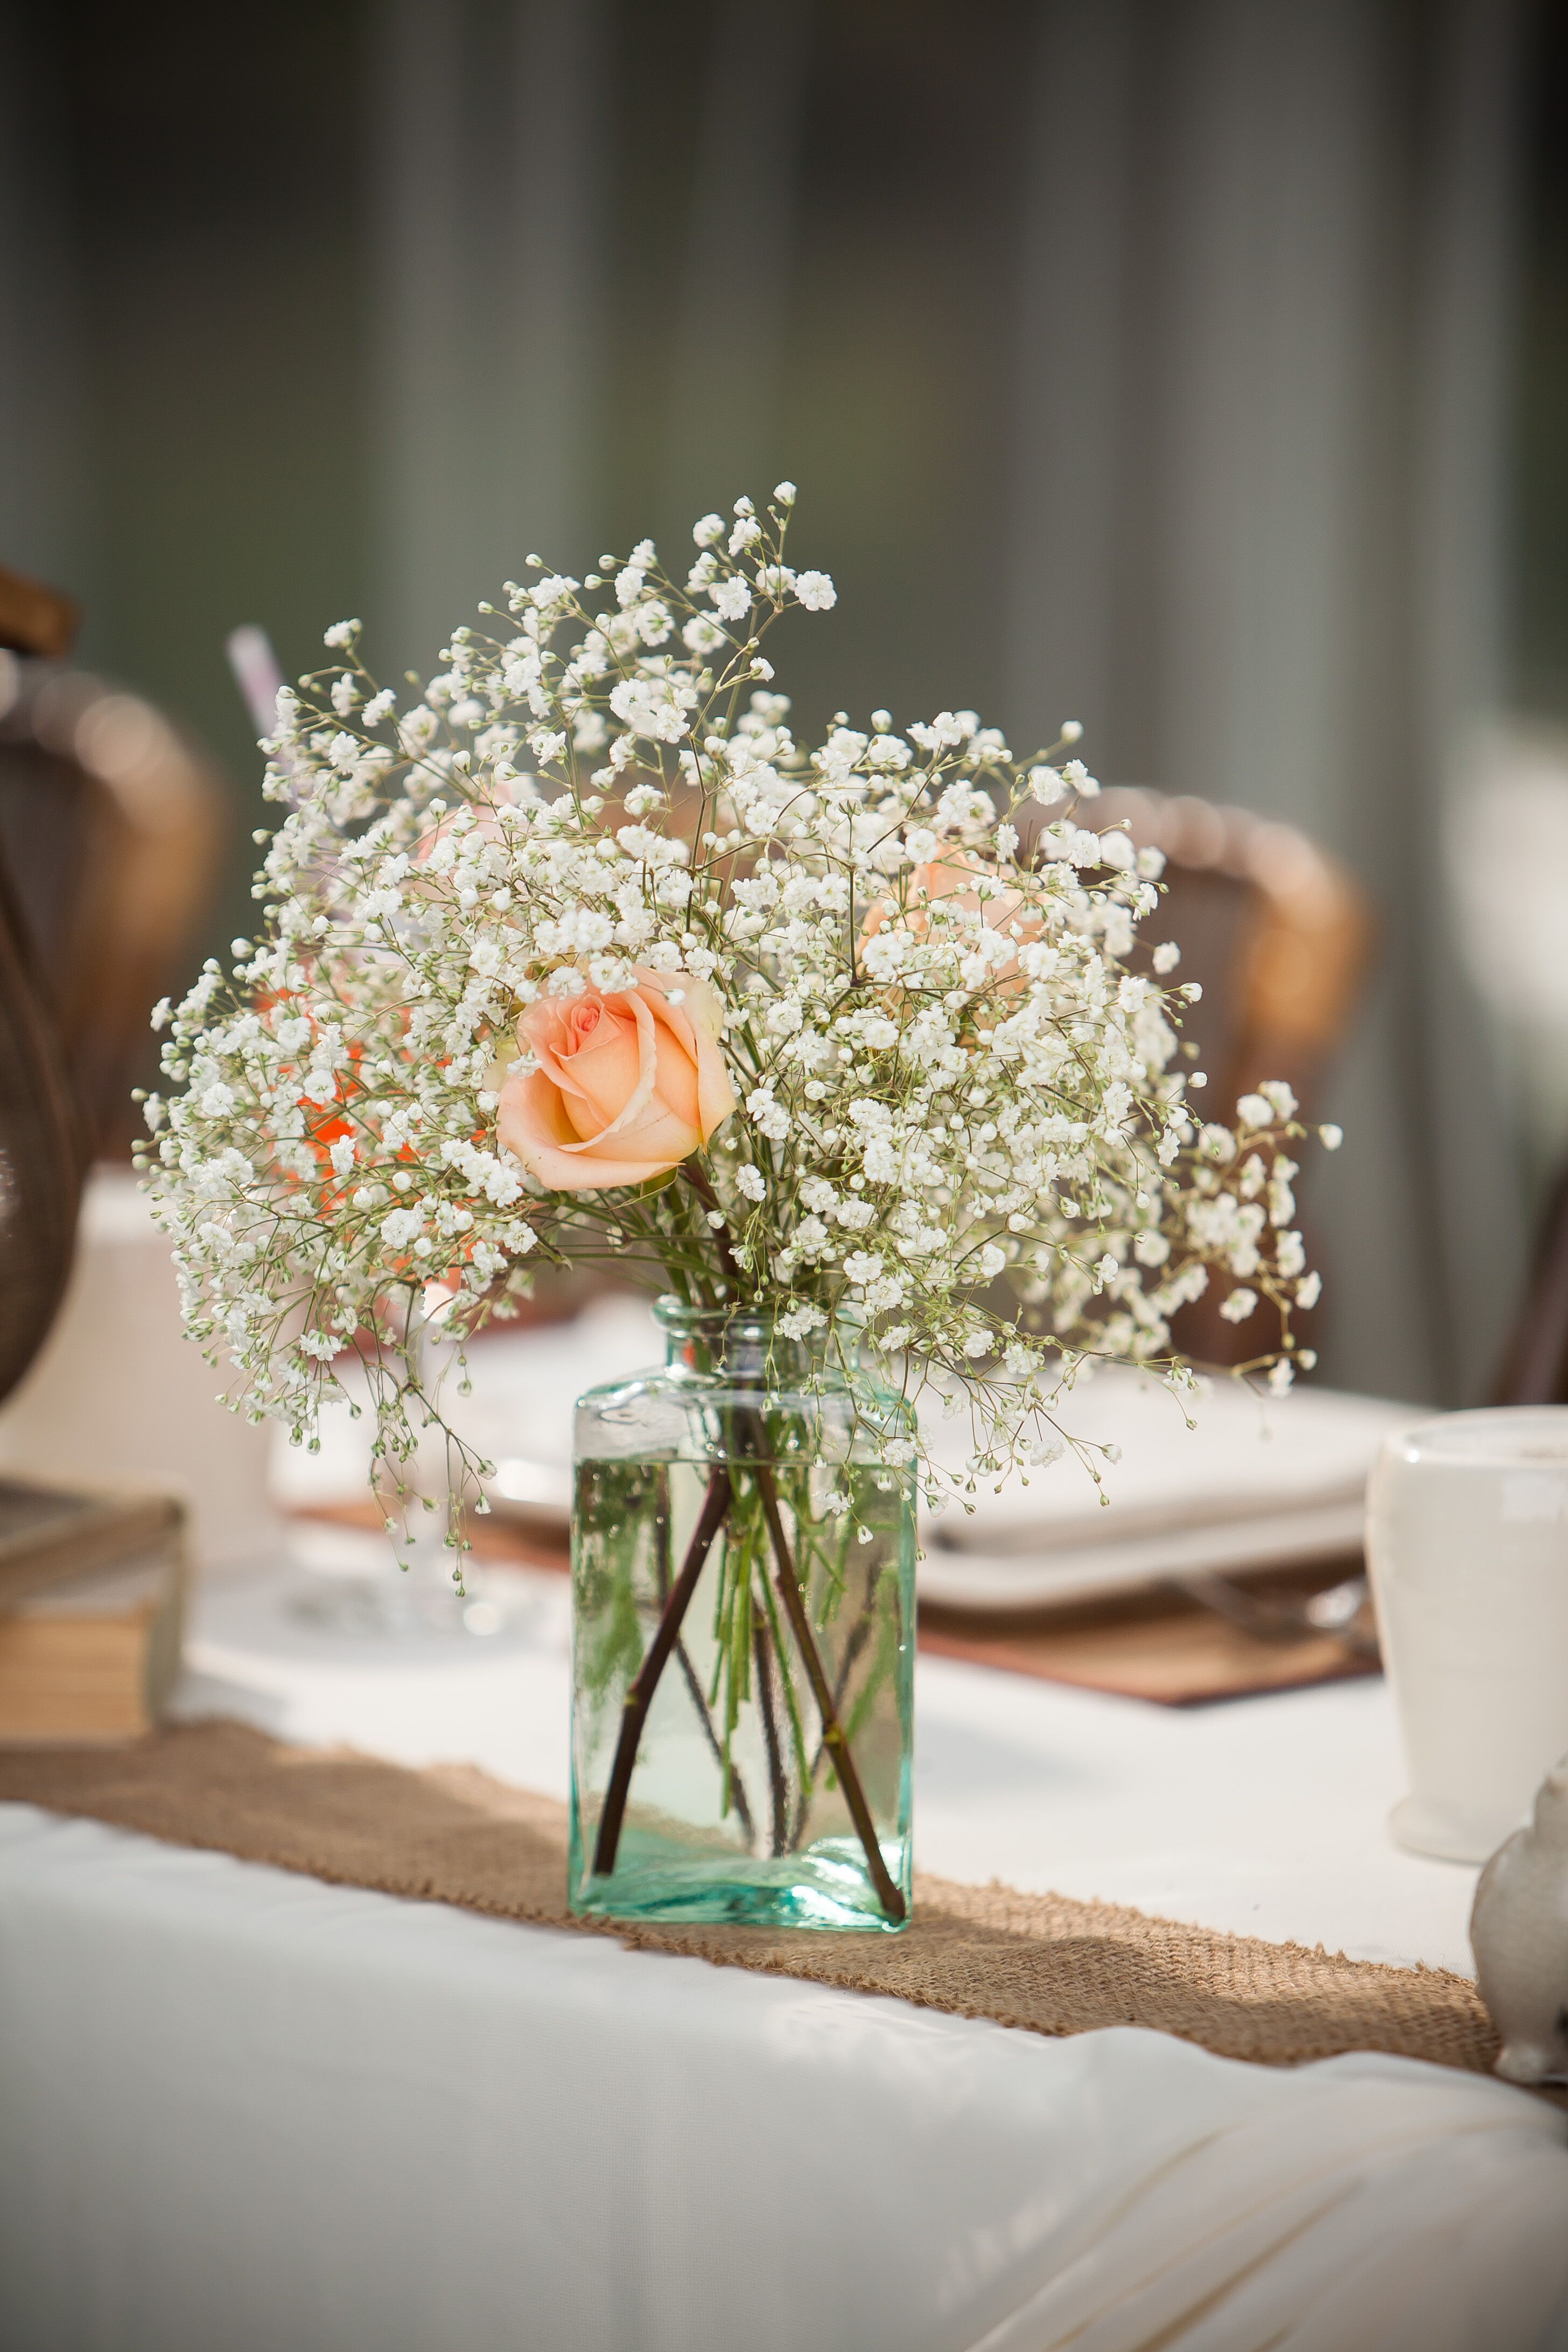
569, 1301, 915, 1931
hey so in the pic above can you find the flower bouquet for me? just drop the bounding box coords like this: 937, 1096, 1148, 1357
144, 485, 1328, 1929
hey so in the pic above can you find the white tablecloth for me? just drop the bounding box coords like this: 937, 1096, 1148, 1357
3, 1556, 1567, 2352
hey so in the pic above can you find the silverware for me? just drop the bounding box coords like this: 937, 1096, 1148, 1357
1174, 1570, 1378, 1659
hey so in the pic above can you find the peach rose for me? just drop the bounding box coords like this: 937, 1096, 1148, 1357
498, 970, 736, 1191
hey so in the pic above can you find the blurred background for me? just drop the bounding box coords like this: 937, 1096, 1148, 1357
1, 0, 1565, 1409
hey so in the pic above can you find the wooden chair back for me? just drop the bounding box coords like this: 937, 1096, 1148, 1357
1090, 788, 1372, 1122
0, 828, 82, 1404
0, 659, 227, 1158
1028, 788, 1373, 1369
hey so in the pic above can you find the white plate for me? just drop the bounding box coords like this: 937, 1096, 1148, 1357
918, 1367, 1420, 1608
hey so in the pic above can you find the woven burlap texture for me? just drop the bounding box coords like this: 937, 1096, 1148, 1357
0, 1718, 1497, 2076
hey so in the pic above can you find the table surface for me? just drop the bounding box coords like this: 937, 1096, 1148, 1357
176, 1543, 1481, 1975
5, 1544, 1566, 2352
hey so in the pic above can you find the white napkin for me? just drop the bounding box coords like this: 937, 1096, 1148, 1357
919, 1366, 1422, 1606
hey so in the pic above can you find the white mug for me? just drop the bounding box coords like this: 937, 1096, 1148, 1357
1366, 1407, 1568, 1863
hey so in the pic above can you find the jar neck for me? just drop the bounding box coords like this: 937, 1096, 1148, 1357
654, 1300, 855, 1383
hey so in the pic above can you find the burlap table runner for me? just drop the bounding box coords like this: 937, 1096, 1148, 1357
0, 1719, 1499, 2076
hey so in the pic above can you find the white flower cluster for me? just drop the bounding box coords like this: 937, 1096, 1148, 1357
142, 486, 1329, 1513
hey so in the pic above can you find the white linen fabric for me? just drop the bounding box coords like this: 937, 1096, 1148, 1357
2, 1573, 1566, 2350
2, 1807, 1566, 2352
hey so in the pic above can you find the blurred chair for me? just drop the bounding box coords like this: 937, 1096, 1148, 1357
1025, 788, 1373, 1369
0, 565, 88, 1397
0, 562, 80, 664
0, 634, 227, 1159
1091, 789, 1372, 1125
1445, 723, 1568, 1407
0, 811, 82, 1404
1493, 1161, 1568, 1406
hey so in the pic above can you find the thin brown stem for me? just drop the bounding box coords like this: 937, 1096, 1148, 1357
752, 1601, 789, 1856
793, 1601, 876, 1848
652, 1467, 755, 1848
592, 1466, 732, 1879
754, 1462, 907, 1924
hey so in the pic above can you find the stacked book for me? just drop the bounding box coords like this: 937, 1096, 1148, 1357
0, 1483, 186, 1741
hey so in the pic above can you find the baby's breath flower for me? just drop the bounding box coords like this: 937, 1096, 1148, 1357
142, 485, 1326, 1518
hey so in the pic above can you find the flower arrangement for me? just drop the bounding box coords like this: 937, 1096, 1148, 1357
142, 485, 1331, 1566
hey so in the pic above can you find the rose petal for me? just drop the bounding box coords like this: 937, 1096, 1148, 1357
556, 999, 648, 1138
499, 1069, 702, 1191
636, 992, 701, 1130
582, 989, 661, 1141
632, 968, 737, 1141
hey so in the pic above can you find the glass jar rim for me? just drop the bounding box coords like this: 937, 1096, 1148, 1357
649, 1297, 906, 1426
652, 1297, 861, 1337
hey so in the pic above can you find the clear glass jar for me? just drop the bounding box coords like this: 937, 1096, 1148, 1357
569, 1301, 915, 1931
